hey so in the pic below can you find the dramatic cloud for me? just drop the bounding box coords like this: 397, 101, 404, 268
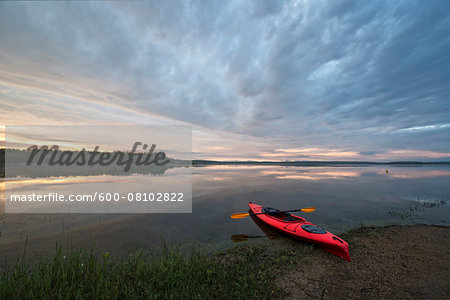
0, 0, 448, 160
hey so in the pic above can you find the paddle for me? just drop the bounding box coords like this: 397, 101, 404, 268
230, 207, 316, 219
231, 234, 279, 242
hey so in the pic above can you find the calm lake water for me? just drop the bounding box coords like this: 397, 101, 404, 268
1, 165, 449, 261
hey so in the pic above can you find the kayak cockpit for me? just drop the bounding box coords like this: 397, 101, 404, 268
261, 206, 305, 223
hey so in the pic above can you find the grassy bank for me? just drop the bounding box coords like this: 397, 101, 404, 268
0, 244, 285, 299
1, 225, 449, 299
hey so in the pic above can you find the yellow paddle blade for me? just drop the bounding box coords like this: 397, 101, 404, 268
230, 213, 250, 219
301, 207, 316, 213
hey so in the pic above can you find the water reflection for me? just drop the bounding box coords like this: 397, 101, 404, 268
260, 169, 360, 180
260, 167, 450, 181
249, 213, 281, 240
3, 176, 132, 192
230, 211, 281, 242
1, 165, 449, 262
383, 169, 450, 179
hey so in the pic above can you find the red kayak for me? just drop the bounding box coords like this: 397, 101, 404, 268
248, 202, 351, 261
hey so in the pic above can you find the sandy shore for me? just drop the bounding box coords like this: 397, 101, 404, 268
277, 225, 450, 299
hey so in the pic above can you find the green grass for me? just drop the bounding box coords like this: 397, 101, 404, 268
0, 225, 409, 299
0, 244, 282, 299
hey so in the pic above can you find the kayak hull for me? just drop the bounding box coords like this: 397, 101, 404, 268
248, 202, 351, 261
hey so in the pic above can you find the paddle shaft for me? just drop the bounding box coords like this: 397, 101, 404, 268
231, 206, 315, 219
250, 208, 306, 216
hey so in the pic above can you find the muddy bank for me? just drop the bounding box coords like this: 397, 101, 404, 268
277, 225, 450, 299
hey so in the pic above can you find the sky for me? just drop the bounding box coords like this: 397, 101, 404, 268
0, 0, 449, 161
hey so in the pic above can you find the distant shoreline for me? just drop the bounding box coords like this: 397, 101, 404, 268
192, 160, 450, 166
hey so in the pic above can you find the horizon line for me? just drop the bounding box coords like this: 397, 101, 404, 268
192, 159, 450, 165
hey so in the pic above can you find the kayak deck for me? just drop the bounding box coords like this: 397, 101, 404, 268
248, 202, 351, 261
